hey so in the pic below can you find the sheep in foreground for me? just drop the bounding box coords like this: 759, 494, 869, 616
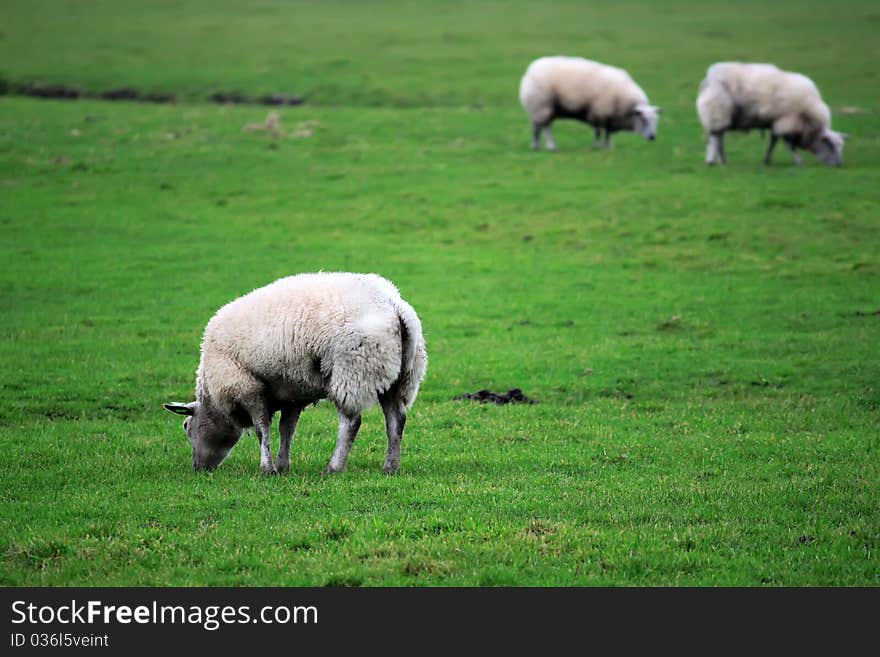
164, 272, 428, 475
519, 56, 661, 150
696, 62, 846, 166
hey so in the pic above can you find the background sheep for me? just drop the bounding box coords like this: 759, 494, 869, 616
164, 272, 428, 475
518, 56, 661, 150
696, 62, 847, 166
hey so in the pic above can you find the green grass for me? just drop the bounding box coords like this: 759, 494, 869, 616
1, 0, 878, 586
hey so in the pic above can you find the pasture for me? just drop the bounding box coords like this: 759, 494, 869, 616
0, 0, 878, 585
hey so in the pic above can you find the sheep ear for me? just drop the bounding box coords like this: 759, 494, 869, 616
164, 402, 197, 416
840, 132, 849, 141
653, 105, 662, 114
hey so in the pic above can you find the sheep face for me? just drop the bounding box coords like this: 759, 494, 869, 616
808, 129, 846, 166
632, 104, 661, 140
164, 401, 241, 470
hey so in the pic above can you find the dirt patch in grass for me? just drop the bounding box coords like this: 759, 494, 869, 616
657, 314, 683, 331
0, 78, 305, 106
17, 82, 82, 99
100, 87, 139, 101
452, 388, 537, 404
257, 93, 305, 106
211, 91, 306, 106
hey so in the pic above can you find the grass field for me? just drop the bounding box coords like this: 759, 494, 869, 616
1, 1, 878, 586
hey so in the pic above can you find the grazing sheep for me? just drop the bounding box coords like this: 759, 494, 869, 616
519, 56, 661, 150
164, 272, 428, 475
696, 62, 847, 166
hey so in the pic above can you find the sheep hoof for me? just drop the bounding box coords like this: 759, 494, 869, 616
275, 459, 290, 474
322, 465, 343, 476
383, 463, 400, 475
260, 463, 278, 475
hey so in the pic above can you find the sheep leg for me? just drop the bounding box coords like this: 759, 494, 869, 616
706, 133, 720, 165
324, 409, 362, 474
275, 404, 303, 473
763, 134, 778, 165
592, 127, 611, 150
707, 132, 727, 164
531, 123, 542, 150
252, 412, 277, 475
717, 133, 727, 164
379, 395, 406, 474
784, 138, 803, 166
543, 124, 557, 151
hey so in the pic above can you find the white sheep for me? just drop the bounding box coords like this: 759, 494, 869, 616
696, 62, 847, 166
164, 272, 428, 475
519, 56, 661, 150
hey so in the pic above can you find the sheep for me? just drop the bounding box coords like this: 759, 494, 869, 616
518, 56, 661, 151
696, 62, 847, 166
164, 272, 428, 475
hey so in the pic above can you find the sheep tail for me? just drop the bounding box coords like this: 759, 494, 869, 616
392, 298, 427, 409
